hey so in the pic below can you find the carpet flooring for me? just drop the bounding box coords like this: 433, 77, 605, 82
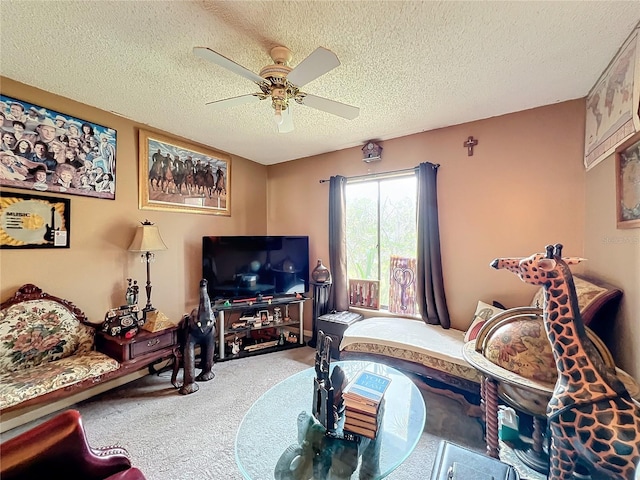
1, 347, 486, 479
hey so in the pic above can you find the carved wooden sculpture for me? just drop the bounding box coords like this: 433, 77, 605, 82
491, 244, 640, 479
173, 279, 216, 395
311, 331, 347, 433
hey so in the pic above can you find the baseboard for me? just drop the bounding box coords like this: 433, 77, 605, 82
0, 367, 152, 434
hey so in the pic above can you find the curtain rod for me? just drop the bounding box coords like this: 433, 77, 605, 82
319, 164, 439, 184
318, 166, 417, 184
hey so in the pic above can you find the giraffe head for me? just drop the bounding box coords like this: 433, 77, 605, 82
490, 244, 585, 286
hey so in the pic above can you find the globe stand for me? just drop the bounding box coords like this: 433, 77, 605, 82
513, 415, 549, 474
514, 447, 549, 474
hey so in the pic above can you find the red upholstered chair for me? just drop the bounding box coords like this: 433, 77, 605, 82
0, 409, 146, 480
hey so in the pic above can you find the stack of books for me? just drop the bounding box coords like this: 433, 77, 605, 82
342, 369, 391, 439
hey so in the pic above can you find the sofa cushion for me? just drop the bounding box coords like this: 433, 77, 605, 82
0, 350, 120, 410
0, 299, 95, 373
464, 301, 505, 342
340, 317, 481, 384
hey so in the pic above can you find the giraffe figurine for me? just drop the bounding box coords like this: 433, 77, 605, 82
491, 244, 640, 480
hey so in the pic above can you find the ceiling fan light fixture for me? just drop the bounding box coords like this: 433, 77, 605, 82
274, 106, 284, 126
259, 64, 292, 81
197, 44, 359, 134
269, 46, 293, 66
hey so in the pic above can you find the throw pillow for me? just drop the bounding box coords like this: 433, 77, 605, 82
464, 300, 505, 342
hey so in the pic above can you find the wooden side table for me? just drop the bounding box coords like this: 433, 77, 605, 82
316, 311, 363, 359
95, 325, 179, 371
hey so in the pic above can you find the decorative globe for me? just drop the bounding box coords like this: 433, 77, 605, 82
480, 314, 640, 416
483, 317, 557, 386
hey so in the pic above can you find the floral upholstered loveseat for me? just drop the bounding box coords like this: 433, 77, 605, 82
0, 284, 121, 413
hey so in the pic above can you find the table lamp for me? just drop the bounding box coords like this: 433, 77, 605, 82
127, 220, 167, 312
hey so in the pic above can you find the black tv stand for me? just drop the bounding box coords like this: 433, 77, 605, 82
215, 293, 306, 306
215, 295, 308, 361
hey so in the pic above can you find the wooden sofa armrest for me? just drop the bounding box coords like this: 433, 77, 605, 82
1, 409, 137, 480
1, 284, 89, 321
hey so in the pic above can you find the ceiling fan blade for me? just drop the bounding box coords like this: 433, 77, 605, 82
297, 93, 360, 120
193, 47, 267, 86
205, 94, 263, 110
277, 106, 294, 134
286, 47, 340, 88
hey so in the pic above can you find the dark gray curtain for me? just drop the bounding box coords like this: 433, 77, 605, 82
416, 162, 450, 328
328, 175, 349, 312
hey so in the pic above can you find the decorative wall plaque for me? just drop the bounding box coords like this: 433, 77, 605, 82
0, 192, 70, 249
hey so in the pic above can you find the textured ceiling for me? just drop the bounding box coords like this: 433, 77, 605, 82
1, 1, 639, 165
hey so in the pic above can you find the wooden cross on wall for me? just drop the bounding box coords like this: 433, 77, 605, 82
463, 136, 478, 156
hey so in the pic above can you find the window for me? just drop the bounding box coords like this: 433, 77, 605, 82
345, 173, 417, 310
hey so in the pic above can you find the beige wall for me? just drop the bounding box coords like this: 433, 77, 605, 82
270, 99, 640, 378
270, 100, 587, 324
584, 150, 640, 379
2, 79, 637, 378
0, 78, 268, 323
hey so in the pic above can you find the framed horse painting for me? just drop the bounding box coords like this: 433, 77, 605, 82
138, 129, 231, 216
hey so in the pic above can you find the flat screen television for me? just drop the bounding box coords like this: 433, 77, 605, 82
202, 235, 310, 300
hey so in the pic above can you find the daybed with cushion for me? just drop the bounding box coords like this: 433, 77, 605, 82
0, 284, 121, 413
340, 316, 483, 396
339, 275, 622, 399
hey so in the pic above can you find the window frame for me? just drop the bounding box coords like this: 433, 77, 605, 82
345, 171, 418, 312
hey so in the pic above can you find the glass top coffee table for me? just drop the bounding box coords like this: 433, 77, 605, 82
235, 360, 426, 480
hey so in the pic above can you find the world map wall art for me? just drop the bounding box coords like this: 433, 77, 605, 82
584, 26, 640, 171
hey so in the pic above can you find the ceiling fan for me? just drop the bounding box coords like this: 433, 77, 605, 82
193, 45, 360, 133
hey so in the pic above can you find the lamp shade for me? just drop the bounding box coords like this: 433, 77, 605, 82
128, 222, 167, 252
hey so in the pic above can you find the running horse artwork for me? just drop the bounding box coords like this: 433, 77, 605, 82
491, 244, 640, 480
140, 129, 231, 216
148, 149, 165, 192
214, 166, 226, 196
161, 154, 175, 194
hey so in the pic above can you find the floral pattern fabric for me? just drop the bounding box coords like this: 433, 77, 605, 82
0, 299, 94, 373
343, 342, 482, 383
0, 297, 120, 411
0, 350, 119, 410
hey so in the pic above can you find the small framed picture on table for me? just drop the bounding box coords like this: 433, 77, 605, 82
258, 309, 271, 325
